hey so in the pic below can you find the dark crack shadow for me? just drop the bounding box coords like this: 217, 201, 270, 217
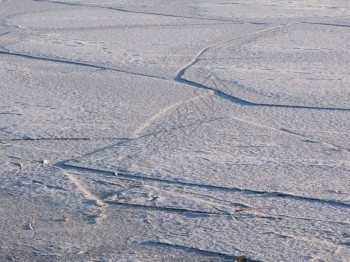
143, 241, 258, 262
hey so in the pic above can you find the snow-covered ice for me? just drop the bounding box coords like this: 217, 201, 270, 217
1, 0, 349, 261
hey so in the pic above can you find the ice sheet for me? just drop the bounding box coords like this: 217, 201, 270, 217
1, 0, 349, 261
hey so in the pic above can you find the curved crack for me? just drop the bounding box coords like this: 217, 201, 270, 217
0, 51, 166, 80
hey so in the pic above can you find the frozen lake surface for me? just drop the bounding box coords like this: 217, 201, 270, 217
1, 0, 349, 261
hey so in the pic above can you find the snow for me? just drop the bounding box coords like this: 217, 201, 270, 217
1, 0, 349, 261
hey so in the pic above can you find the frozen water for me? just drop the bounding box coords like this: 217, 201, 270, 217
1, 0, 349, 261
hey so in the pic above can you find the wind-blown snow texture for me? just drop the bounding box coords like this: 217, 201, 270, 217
1, 0, 349, 261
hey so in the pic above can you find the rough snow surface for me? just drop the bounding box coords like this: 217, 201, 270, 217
1, 0, 349, 261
